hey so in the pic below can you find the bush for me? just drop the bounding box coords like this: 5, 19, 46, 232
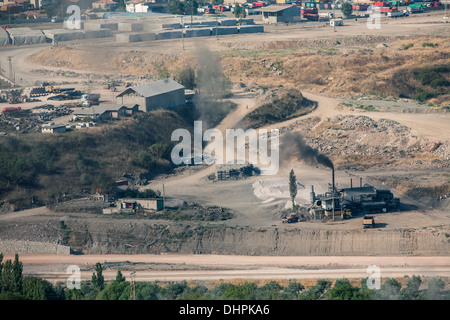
412, 66, 450, 88
403, 43, 414, 50
422, 42, 438, 48
412, 91, 439, 102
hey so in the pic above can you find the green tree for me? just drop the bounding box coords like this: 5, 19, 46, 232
425, 277, 446, 300
234, 4, 241, 18
148, 142, 171, 160
0, 254, 3, 292
341, 2, 353, 18
255, 281, 283, 300
12, 254, 23, 293
399, 276, 422, 300
91, 263, 105, 291
115, 270, 126, 283
327, 278, 360, 300
0, 259, 13, 293
241, 6, 246, 18
377, 278, 402, 300
221, 282, 257, 300
136, 282, 162, 300
289, 169, 297, 210
168, 0, 185, 15
176, 67, 196, 90
164, 281, 189, 299
184, 0, 198, 16
298, 279, 331, 300
136, 151, 155, 170
22, 277, 56, 300
358, 278, 376, 300
97, 281, 129, 300
65, 282, 96, 300
282, 281, 304, 300
115, 0, 126, 12
180, 285, 208, 300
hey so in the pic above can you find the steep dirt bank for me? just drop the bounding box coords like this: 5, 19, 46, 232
64, 222, 449, 256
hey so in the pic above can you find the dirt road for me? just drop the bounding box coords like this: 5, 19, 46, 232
5, 253, 450, 283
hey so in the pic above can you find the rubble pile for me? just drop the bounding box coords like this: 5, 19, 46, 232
284, 115, 449, 169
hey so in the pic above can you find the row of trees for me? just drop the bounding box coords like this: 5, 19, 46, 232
168, 0, 199, 16
1, 255, 448, 300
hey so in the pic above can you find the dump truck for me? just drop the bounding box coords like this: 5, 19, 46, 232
363, 215, 375, 228
81, 93, 100, 107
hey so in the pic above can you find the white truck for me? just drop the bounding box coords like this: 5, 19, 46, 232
319, 12, 334, 20
81, 94, 100, 107
388, 11, 402, 17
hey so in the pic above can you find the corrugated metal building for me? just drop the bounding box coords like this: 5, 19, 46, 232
261, 5, 301, 24
117, 78, 185, 112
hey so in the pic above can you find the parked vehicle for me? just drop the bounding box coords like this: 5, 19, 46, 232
363, 215, 375, 229
3, 106, 21, 112
282, 215, 300, 223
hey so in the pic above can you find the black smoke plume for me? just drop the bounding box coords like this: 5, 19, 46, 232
281, 132, 334, 169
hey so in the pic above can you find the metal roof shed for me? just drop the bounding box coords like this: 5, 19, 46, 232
117, 78, 185, 112
261, 5, 301, 24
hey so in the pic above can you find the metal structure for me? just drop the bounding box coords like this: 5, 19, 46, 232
308, 169, 400, 220
130, 271, 136, 300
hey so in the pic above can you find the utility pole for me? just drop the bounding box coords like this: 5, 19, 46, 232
215, 15, 219, 40
130, 271, 136, 300
7, 56, 14, 83
162, 183, 166, 211
333, 0, 336, 32
181, 16, 184, 50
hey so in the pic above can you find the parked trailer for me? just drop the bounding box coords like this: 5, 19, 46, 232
301, 7, 318, 14
304, 13, 319, 20
408, 5, 424, 13
3, 106, 21, 112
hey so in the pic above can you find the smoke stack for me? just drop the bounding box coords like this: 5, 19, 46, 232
310, 185, 316, 204
332, 168, 335, 193
350, 178, 353, 189
360, 177, 362, 188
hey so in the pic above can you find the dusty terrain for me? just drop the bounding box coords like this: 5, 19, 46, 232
1, 253, 449, 285
0, 11, 449, 282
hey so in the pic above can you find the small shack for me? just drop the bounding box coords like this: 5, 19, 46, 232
117, 198, 164, 212
41, 124, 67, 134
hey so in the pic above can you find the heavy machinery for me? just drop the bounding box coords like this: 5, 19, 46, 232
282, 215, 300, 223
363, 215, 375, 228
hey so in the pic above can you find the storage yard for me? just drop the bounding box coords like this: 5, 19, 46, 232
0, 0, 449, 287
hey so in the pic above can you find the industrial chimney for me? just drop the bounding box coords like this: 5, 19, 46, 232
310, 185, 316, 204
